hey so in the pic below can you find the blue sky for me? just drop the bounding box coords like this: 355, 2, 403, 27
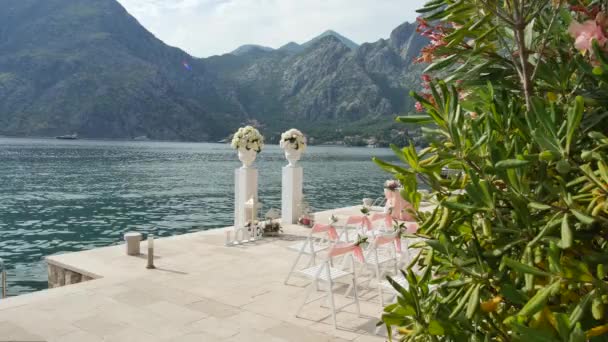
116, 0, 427, 57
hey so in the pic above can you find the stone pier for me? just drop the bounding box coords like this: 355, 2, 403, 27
47, 262, 96, 288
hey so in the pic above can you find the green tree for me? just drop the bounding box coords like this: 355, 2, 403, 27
376, 1, 608, 340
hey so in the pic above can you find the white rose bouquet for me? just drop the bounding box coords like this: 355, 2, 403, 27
230, 126, 264, 153
279, 128, 307, 151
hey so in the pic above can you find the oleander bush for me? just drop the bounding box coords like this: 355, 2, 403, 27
374, 1, 608, 340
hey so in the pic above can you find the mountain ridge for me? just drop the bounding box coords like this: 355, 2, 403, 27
0, 0, 428, 142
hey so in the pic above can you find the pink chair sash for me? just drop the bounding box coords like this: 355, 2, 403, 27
371, 212, 393, 229
405, 222, 418, 234
346, 215, 372, 230
385, 189, 414, 221
328, 243, 364, 262
373, 233, 402, 253
311, 223, 338, 240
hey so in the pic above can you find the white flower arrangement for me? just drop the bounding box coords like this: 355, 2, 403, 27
280, 128, 307, 151
230, 126, 264, 153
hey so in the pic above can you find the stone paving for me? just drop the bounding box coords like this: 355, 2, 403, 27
0, 206, 391, 342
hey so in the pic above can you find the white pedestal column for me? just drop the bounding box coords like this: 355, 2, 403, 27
234, 167, 258, 230
282, 166, 303, 224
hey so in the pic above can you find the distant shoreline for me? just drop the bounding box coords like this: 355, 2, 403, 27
0, 136, 392, 148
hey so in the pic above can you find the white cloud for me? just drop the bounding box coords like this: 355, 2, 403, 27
116, 0, 427, 57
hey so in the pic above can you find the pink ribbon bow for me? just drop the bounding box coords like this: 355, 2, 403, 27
329, 243, 365, 263
346, 215, 373, 231
374, 233, 402, 253
371, 212, 394, 229
312, 223, 338, 240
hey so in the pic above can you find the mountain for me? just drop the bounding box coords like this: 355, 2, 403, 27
0, 0, 237, 140
276, 30, 360, 55
302, 30, 360, 51
203, 24, 426, 134
278, 42, 302, 53
0, 0, 428, 142
230, 44, 274, 56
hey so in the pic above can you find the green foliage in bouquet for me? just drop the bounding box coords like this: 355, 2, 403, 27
374, 1, 608, 340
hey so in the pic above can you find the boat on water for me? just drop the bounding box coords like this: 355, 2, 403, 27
55, 133, 78, 140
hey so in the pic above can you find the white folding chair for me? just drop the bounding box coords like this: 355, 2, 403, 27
370, 212, 394, 233
359, 232, 401, 306
371, 196, 387, 209
295, 243, 364, 329
284, 223, 339, 285
340, 215, 373, 242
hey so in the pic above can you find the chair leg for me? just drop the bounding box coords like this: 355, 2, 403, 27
296, 280, 317, 318
351, 256, 361, 317
328, 282, 338, 329
352, 276, 361, 317
284, 251, 305, 285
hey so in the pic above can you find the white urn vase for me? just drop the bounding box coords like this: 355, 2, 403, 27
284, 148, 302, 167
238, 148, 257, 168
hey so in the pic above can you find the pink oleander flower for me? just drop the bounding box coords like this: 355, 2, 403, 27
415, 102, 424, 112
568, 19, 607, 54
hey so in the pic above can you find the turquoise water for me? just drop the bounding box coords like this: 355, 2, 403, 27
0, 138, 397, 295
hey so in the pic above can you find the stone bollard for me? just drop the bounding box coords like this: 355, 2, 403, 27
124, 232, 142, 256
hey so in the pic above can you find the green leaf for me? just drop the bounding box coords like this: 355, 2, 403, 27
495, 159, 530, 170
562, 259, 594, 283
510, 321, 558, 342
383, 303, 398, 312
442, 200, 477, 212
553, 313, 571, 341
428, 320, 445, 335
571, 209, 594, 225
372, 157, 411, 175
416, 2, 444, 13
395, 115, 435, 125
524, 18, 535, 50
424, 54, 458, 73
425, 239, 450, 255
598, 161, 608, 183
450, 284, 474, 319
569, 291, 594, 325
394, 301, 417, 316
592, 40, 608, 66
569, 323, 586, 342
503, 257, 551, 277
592, 296, 604, 320
386, 275, 413, 305
500, 283, 528, 306
381, 312, 407, 326
516, 281, 560, 318
566, 96, 584, 155
559, 214, 572, 249
528, 202, 551, 210
466, 284, 480, 319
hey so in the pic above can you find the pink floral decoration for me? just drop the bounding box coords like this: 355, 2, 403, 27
568, 19, 607, 54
